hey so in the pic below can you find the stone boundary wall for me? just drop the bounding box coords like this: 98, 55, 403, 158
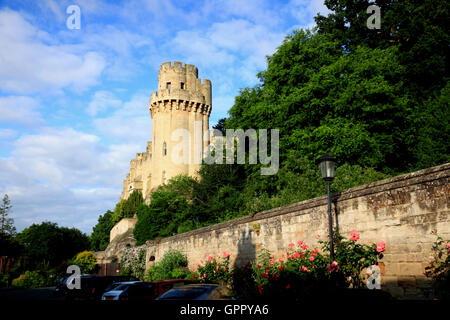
145, 163, 450, 299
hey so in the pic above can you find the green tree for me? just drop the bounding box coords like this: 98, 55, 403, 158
111, 200, 125, 224
134, 175, 196, 245
315, 0, 449, 94
122, 190, 144, 218
0, 194, 16, 236
89, 210, 114, 251
16, 222, 89, 270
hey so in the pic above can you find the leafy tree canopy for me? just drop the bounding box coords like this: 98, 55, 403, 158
16, 222, 89, 270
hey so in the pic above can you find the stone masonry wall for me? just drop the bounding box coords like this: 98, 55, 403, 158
145, 163, 450, 299
110, 217, 138, 242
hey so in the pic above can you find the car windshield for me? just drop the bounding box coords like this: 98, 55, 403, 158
112, 284, 132, 291
160, 287, 209, 299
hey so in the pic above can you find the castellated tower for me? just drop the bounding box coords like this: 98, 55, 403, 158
149, 61, 212, 189
120, 62, 212, 202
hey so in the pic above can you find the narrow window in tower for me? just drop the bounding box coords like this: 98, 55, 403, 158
180, 82, 184, 89
163, 142, 167, 156
162, 171, 166, 184
166, 82, 171, 89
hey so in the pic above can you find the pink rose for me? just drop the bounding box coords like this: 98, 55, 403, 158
309, 256, 315, 262
223, 251, 230, 258
376, 240, 386, 253
350, 229, 360, 242
288, 242, 295, 248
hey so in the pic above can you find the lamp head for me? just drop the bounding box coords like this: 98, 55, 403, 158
316, 152, 336, 182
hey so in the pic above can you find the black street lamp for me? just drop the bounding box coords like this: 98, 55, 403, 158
316, 152, 336, 260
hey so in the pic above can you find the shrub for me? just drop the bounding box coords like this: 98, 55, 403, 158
120, 248, 146, 280
71, 251, 97, 274
326, 231, 384, 289
12, 270, 46, 288
425, 231, 450, 300
145, 250, 189, 281
0, 272, 10, 288
190, 251, 231, 285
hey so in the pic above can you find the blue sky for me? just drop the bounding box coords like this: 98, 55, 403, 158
0, 0, 329, 234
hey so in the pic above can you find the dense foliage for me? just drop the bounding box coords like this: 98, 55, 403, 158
120, 247, 146, 280
112, 190, 144, 224
89, 210, 114, 251
16, 221, 90, 270
70, 251, 97, 274
11, 270, 50, 288
145, 250, 189, 281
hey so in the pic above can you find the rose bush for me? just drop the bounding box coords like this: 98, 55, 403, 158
232, 231, 385, 300
190, 251, 231, 285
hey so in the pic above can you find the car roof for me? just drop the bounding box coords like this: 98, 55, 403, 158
171, 283, 220, 289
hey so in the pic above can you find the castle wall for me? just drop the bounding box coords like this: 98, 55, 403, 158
110, 217, 138, 242
121, 142, 152, 201
144, 163, 450, 299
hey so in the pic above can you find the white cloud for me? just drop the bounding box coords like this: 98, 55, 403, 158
0, 129, 17, 139
169, 19, 284, 85
287, 0, 331, 29
87, 90, 122, 116
93, 93, 152, 143
0, 9, 106, 94
0, 127, 144, 233
0, 96, 44, 125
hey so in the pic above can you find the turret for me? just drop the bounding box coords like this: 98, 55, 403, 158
149, 62, 212, 187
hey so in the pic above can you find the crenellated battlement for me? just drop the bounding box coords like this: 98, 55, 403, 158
159, 61, 198, 77
151, 61, 212, 116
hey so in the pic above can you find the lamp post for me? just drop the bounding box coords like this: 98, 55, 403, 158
317, 152, 336, 260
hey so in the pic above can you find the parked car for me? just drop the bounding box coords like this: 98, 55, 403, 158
103, 281, 141, 294
101, 279, 196, 301
156, 283, 233, 300
62, 275, 136, 300
53, 276, 69, 296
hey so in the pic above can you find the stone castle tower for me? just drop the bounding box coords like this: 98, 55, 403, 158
120, 62, 212, 202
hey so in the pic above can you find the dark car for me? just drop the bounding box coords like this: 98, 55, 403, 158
63, 275, 136, 300
54, 276, 69, 296
102, 279, 196, 301
156, 283, 233, 300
